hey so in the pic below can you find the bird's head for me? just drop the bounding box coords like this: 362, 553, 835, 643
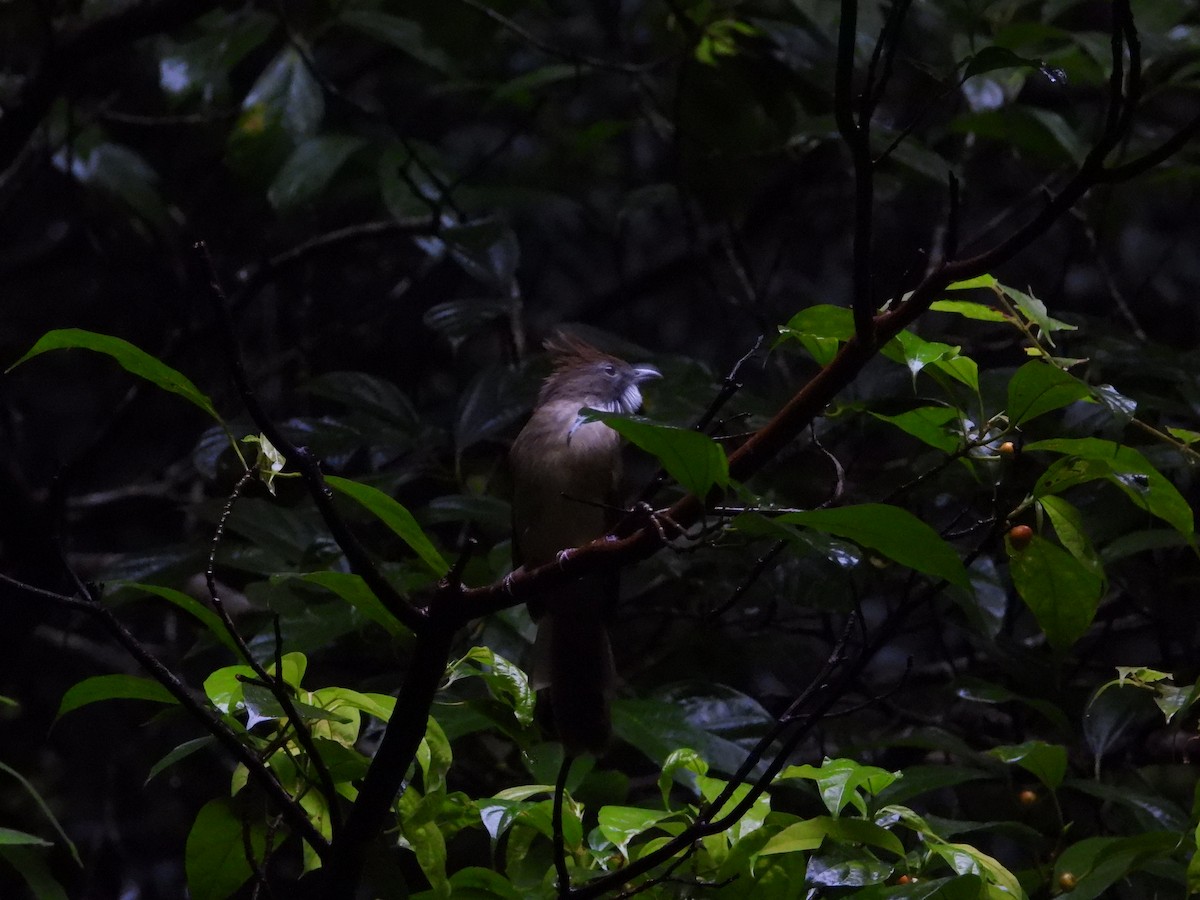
539, 334, 660, 415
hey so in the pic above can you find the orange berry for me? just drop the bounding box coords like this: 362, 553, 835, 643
1008, 525, 1034, 550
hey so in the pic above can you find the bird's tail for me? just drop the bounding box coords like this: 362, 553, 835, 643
533, 593, 615, 754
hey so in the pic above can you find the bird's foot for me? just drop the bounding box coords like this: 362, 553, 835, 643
630, 501, 685, 544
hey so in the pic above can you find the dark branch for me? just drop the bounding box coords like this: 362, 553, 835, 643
0, 574, 329, 855
198, 243, 426, 634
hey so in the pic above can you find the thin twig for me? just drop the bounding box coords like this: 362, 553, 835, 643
206, 469, 344, 837
0, 573, 330, 855
553, 754, 573, 897
198, 242, 425, 634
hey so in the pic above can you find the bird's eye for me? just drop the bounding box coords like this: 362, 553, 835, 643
603, 363, 617, 377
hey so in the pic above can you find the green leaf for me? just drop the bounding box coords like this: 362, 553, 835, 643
946, 275, 999, 291
930, 299, 1009, 322
925, 839, 1023, 895
1167, 426, 1200, 445
775, 505, 971, 589
185, 799, 266, 900
882, 331, 978, 391
0, 828, 52, 848
597, 806, 678, 857
613, 700, 754, 779
0, 761, 81, 866
444, 647, 534, 726
443, 867, 524, 899
242, 47, 323, 139
146, 736, 216, 785
56, 674, 177, 720
776, 758, 900, 816
759, 816, 905, 858
584, 412, 729, 498
0, 847, 70, 900
340, 9, 456, 74
869, 406, 961, 454
1027, 438, 1194, 535
308, 687, 396, 723
281, 571, 408, 637
1053, 833, 1183, 900
268, 134, 366, 210
964, 46, 1047, 79
114, 582, 239, 654
988, 741, 1067, 789
416, 716, 453, 793
1005, 361, 1090, 425
659, 747, 708, 807
1007, 532, 1103, 650
778, 305, 854, 365
326, 475, 450, 576
203, 664, 256, 714
1004, 285, 1076, 346
7, 329, 222, 423
1038, 495, 1102, 575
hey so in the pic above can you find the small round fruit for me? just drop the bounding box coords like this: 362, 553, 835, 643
1008, 525, 1034, 550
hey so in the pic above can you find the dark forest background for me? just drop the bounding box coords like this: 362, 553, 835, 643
1, 0, 1199, 898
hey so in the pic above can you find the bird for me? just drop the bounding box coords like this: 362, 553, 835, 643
509, 334, 661, 753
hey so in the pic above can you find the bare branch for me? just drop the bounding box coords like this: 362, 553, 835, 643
0, 573, 329, 856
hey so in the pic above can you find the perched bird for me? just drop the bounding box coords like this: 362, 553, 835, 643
509, 334, 660, 753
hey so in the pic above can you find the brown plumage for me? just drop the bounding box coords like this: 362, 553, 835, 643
509, 335, 660, 753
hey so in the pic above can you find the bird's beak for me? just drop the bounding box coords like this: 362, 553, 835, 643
632, 364, 661, 383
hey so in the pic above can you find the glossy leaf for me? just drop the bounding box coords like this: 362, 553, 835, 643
326, 475, 450, 576
930, 299, 1009, 322
146, 737, 216, 785
777, 758, 900, 816
241, 48, 323, 139
1027, 438, 1194, 535
115, 582, 240, 653
760, 816, 905, 858
1006, 361, 1090, 425
57, 674, 177, 720
268, 135, 366, 210
1007, 532, 1103, 650
778, 304, 854, 365
185, 799, 266, 900
775, 504, 971, 589
882, 331, 978, 391
1038, 495, 1102, 574
282, 571, 408, 637
8, 329, 222, 423
444, 647, 534, 727
869, 406, 961, 453
1052, 833, 1183, 900
988, 740, 1067, 789
597, 806, 678, 857
585, 411, 729, 497
1005, 285, 1076, 346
